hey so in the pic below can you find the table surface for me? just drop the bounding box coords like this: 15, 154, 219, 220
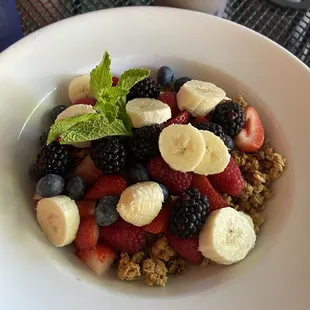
16, 0, 310, 67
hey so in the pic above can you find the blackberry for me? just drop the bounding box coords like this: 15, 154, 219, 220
127, 77, 160, 101
192, 122, 225, 140
170, 188, 209, 239
91, 137, 127, 174
212, 102, 245, 137
39, 131, 49, 146
33, 142, 72, 180
129, 125, 161, 161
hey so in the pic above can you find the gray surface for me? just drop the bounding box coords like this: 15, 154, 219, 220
16, 0, 310, 67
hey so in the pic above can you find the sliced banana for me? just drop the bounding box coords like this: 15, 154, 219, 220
126, 98, 171, 128
199, 207, 256, 265
117, 182, 164, 227
193, 131, 230, 175
56, 104, 96, 148
158, 124, 206, 173
36, 195, 80, 247
68, 74, 93, 104
177, 80, 226, 117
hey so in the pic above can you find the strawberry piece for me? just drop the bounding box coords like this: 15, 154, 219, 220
191, 174, 228, 213
99, 218, 145, 253
208, 157, 244, 196
192, 116, 208, 123
76, 200, 96, 217
147, 156, 193, 194
74, 216, 99, 251
164, 111, 191, 127
74, 155, 103, 186
143, 203, 173, 234
234, 106, 264, 153
167, 232, 202, 264
75, 244, 115, 276
112, 77, 119, 87
74, 98, 97, 106
158, 91, 180, 117
85, 175, 126, 200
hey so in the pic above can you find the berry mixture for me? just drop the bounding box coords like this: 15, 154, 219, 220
31, 52, 286, 287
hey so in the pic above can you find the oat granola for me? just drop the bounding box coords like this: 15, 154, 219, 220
142, 258, 168, 287
117, 253, 141, 281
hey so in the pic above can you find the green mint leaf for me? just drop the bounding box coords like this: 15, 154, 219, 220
47, 113, 98, 144
90, 51, 112, 99
60, 115, 130, 144
95, 97, 119, 122
116, 96, 131, 132
116, 68, 150, 93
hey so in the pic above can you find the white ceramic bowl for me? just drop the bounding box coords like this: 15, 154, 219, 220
1, 6, 310, 310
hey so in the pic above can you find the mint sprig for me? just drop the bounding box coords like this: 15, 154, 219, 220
47, 51, 150, 145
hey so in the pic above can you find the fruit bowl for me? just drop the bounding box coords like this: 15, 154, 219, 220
1, 6, 310, 310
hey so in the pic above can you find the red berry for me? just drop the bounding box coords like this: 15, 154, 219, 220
76, 200, 96, 217
167, 232, 202, 264
99, 218, 145, 253
85, 175, 126, 200
75, 244, 115, 276
191, 174, 228, 213
147, 157, 193, 194
112, 77, 119, 87
234, 106, 264, 153
192, 116, 208, 123
208, 157, 244, 196
158, 91, 180, 117
74, 155, 103, 186
74, 98, 97, 106
164, 111, 191, 127
74, 216, 99, 251
143, 203, 173, 234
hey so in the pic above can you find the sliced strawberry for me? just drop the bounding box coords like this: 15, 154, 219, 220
100, 218, 145, 253
164, 111, 191, 127
192, 116, 208, 123
74, 216, 99, 251
191, 174, 228, 213
74, 98, 97, 106
158, 91, 180, 117
112, 77, 119, 87
75, 244, 116, 276
76, 200, 96, 217
208, 157, 244, 196
234, 106, 264, 153
143, 203, 173, 234
85, 175, 126, 200
167, 232, 202, 264
74, 155, 103, 186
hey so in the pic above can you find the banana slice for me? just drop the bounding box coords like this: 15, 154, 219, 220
36, 195, 80, 247
193, 131, 230, 175
56, 104, 96, 148
177, 80, 226, 117
126, 98, 171, 128
158, 124, 206, 173
199, 207, 256, 265
117, 182, 164, 227
68, 74, 93, 104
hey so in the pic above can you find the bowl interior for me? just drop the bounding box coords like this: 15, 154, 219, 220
12, 54, 292, 297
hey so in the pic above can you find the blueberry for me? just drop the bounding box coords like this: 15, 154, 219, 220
174, 77, 192, 92
36, 174, 64, 198
39, 131, 49, 146
51, 105, 67, 121
223, 134, 235, 151
128, 163, 151, 184
95, 196, 119, 226
157, 66, 174, 87
65, 176, 86, 200
159, 184, 169, 201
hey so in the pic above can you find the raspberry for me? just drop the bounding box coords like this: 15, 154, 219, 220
158, 91, 180, 117
164, 111, 191, 127
112, 77, 119, 86
147, 157, 192, 194
99, 218, 145, 253
208, 157, 244, 196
